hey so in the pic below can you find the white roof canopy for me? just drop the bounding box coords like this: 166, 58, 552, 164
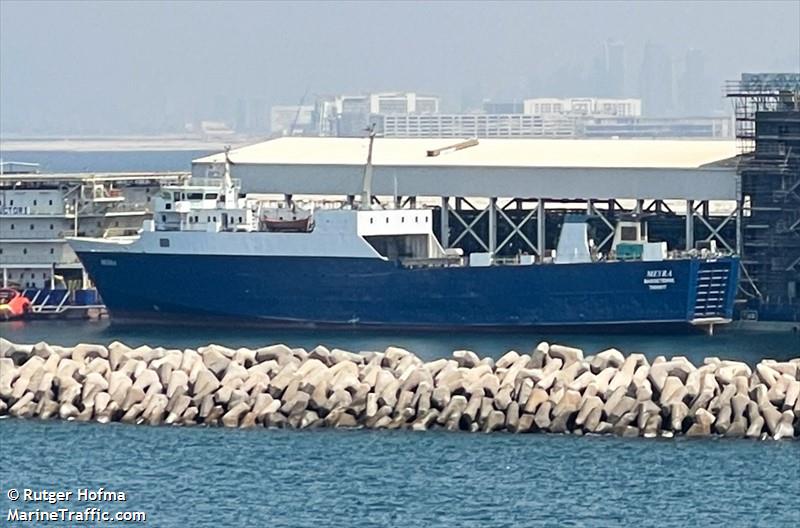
193, 137, 739, 200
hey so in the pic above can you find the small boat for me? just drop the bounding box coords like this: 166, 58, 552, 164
261, 205, 314, 233
0, 288, 31, 321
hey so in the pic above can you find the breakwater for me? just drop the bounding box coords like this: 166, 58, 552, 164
1, 338, 798, 439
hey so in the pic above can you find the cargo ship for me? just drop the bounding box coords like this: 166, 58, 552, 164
67, 150, 740, 332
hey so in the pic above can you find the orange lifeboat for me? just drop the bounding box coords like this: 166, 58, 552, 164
0, 288, 31, 321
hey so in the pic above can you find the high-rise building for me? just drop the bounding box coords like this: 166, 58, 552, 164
269, 105, 315, 136
680, 48, 708, 115
604, 39, 626, 97
639, 42, 674, 117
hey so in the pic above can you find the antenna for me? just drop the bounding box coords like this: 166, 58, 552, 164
359, 124, 377, 210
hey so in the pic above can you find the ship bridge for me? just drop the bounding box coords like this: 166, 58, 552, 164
193, 137, 740, 260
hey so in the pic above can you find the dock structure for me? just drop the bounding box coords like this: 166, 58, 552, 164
193, 137, 741, 260
1, 170, 187, 289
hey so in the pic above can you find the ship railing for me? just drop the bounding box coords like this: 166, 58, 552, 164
169, 177, 241, 189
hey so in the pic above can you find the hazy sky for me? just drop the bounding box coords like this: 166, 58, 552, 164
1, 0, 798, 135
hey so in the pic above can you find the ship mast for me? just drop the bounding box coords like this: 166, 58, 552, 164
359, 124, 377, 210
222, 145, 238, 208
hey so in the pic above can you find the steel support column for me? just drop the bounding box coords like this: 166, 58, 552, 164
440, 196, 449, 249
537, 199, 546, 257
488, 197, 497, 256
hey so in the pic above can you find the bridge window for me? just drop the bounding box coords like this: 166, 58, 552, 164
160, 238, 170, 248
621, 226, 638, 241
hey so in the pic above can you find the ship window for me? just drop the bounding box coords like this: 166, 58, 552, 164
33, 199, 37, 206
9, 200, 13, 205
10, 224, 13, 230
385, 217, 389, 223
415, 216, 419, 222
370, 218, 374, 224
114, 221, 119, 227
238, 217, 242, 223
50, 224, 54, 230
23, 248, 27, 254
162, 215, 167, 222
188, 193, 203, 200
49, 200, 53, 205
425, 217, 428, 222
205, 193, 218, 200
50, 248, 54, 254
401, 217, 405, 223
159, 238, 170, 247
30, 224, 34, 230
213, 216, 217, 222
621, 226, 638, 241
165, 203, 172, 210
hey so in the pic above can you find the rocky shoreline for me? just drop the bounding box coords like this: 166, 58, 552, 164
1, 339, 797, 439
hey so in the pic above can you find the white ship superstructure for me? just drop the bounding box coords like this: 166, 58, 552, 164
1, 166, 185, 289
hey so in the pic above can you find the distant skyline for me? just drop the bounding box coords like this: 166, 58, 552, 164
1, 0, 798, 136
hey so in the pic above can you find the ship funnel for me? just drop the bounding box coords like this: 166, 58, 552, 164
555, 215, 592, 264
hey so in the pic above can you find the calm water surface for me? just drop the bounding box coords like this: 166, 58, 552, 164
1, 419, 799, 527
2, 319, 798, 364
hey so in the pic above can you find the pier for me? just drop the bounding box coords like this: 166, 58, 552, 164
1, 339, 797, 439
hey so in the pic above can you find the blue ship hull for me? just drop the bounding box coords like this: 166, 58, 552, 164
75, 252, 739, 331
